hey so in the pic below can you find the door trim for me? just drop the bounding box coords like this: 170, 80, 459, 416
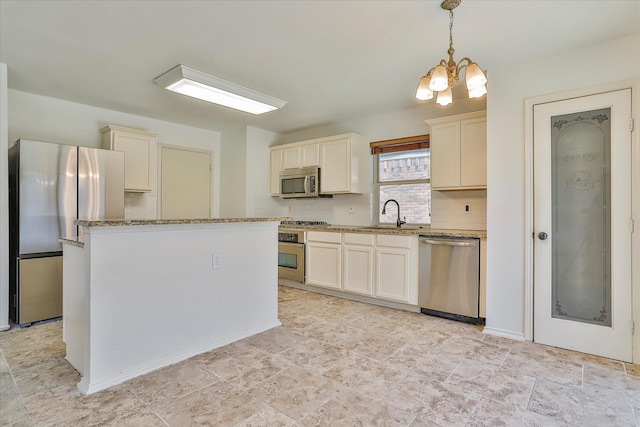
523, 80, 639, 363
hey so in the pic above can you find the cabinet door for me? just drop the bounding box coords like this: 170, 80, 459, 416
112, 132, 152, 192
306, 242, 342, 289
343, 244, 374, 296
320, 138, 351, 193
430, 122, 461, 189
375, 246, 411, 303
301, 143, 320, 167
270, 149, 283, 196
282, 147, 300, 170
460, 118, 487, 187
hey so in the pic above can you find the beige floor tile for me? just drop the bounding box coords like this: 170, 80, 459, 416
126, 358, 220, 408
25, 382, 167, 426
249, 365, 342, 419
409, 351, 464, 382
501, 350, 583, 387
322, 354, 408, 400
204, 349, 292, 389
233, 405, 298, 427
279, 338, 351, 375
12, 358, 79, 398
0, 381, 31, 426
242, 326, 308, 354
298, 387, 415, 427
158, 380, 265, 427
341, 330, 405, 360
384, 377, 482, 427
466, 397, 560, 427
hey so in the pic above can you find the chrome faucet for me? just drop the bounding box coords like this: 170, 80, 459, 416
381, 199, 406, 228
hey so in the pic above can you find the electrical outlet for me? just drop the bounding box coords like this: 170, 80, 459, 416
464, 204, 472, 214
348, 204, 355, 214
212, 254, 222, 269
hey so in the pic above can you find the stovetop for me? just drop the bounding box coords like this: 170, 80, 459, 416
280, 220, 328, 226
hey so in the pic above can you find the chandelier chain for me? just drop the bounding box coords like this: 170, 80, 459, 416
449, 9, 454, 50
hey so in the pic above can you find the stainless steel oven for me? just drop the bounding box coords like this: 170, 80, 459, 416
278, 229, 306, 283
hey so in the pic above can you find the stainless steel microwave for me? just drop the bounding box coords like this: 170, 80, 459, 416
279, 166, 321, 198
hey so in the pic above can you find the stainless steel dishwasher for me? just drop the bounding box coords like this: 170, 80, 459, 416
418, 236, 482, 324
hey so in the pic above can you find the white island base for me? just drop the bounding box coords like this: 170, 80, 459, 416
61, 218, 283, 395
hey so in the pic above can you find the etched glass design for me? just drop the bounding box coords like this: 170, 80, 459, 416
551, 108, 611, 326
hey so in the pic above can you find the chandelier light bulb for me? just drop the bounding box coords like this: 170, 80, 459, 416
436, 86, 453, 106
429, 65, 449, 92
468, 84, 487, 99
416, 75, 434, 100
465, 62, 487, 90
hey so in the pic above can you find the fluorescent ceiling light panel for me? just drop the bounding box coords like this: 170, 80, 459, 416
154, 65, 287, 115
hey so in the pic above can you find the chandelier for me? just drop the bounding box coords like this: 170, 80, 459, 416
415, 0, 487, 106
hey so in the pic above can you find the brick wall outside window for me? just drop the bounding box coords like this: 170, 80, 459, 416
378, 150, 431, 224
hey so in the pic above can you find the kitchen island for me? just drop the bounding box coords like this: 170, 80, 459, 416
60, 217, 287, 395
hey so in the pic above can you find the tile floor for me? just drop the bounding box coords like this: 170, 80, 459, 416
1, 286, 639, 426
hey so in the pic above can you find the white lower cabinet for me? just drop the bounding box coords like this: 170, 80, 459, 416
375, 235, 418, 304
306, 231, 418, 305
343, 233, 375, 296
306, 232, 342, 290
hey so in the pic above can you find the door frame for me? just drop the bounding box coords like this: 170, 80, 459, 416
523, 80, 639, 363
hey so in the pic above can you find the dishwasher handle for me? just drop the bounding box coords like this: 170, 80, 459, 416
419, 237, 478, 247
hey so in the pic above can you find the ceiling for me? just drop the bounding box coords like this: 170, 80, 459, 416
1, 1, 638, 135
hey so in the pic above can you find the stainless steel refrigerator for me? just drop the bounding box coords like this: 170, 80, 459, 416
8, 139, 124, 324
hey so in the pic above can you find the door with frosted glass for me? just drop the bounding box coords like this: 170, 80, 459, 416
533, 89, 632, 362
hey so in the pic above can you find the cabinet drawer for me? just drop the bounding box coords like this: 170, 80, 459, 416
344, 233, 374, 246
376, 234, 413, 248
307, 231, 342, 244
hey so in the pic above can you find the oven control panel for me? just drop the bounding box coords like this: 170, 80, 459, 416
278, 231, 304, 243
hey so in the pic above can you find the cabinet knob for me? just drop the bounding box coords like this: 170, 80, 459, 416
538, 232, 548, 240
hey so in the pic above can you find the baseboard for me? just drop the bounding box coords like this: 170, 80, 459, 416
482, 326, 526, 342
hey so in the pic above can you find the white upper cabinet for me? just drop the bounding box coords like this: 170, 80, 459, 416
282, 143, 320, 170
319, 133, 369, 195
426, 111, 486, 190
101, 125, 156, 192
269, 132, 370, 196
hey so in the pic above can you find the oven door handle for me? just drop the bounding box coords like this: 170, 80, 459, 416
279, 242, 304, 248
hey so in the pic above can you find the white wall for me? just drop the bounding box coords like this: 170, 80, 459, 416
485, 33, 640, 348
246, 126, 282, 217
0, 64, 9, 330
220, 127, 247, 217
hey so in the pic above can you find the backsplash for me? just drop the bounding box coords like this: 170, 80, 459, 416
273, 193, 374, 225
430, 190, 487, 230
124, 192, 157, 220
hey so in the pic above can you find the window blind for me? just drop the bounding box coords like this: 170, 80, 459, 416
369, 134, 430, 155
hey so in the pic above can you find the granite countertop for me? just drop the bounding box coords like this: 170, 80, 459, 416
75, 217, 292, 228
59, 236, 85, 248
279, 224, 487, 239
